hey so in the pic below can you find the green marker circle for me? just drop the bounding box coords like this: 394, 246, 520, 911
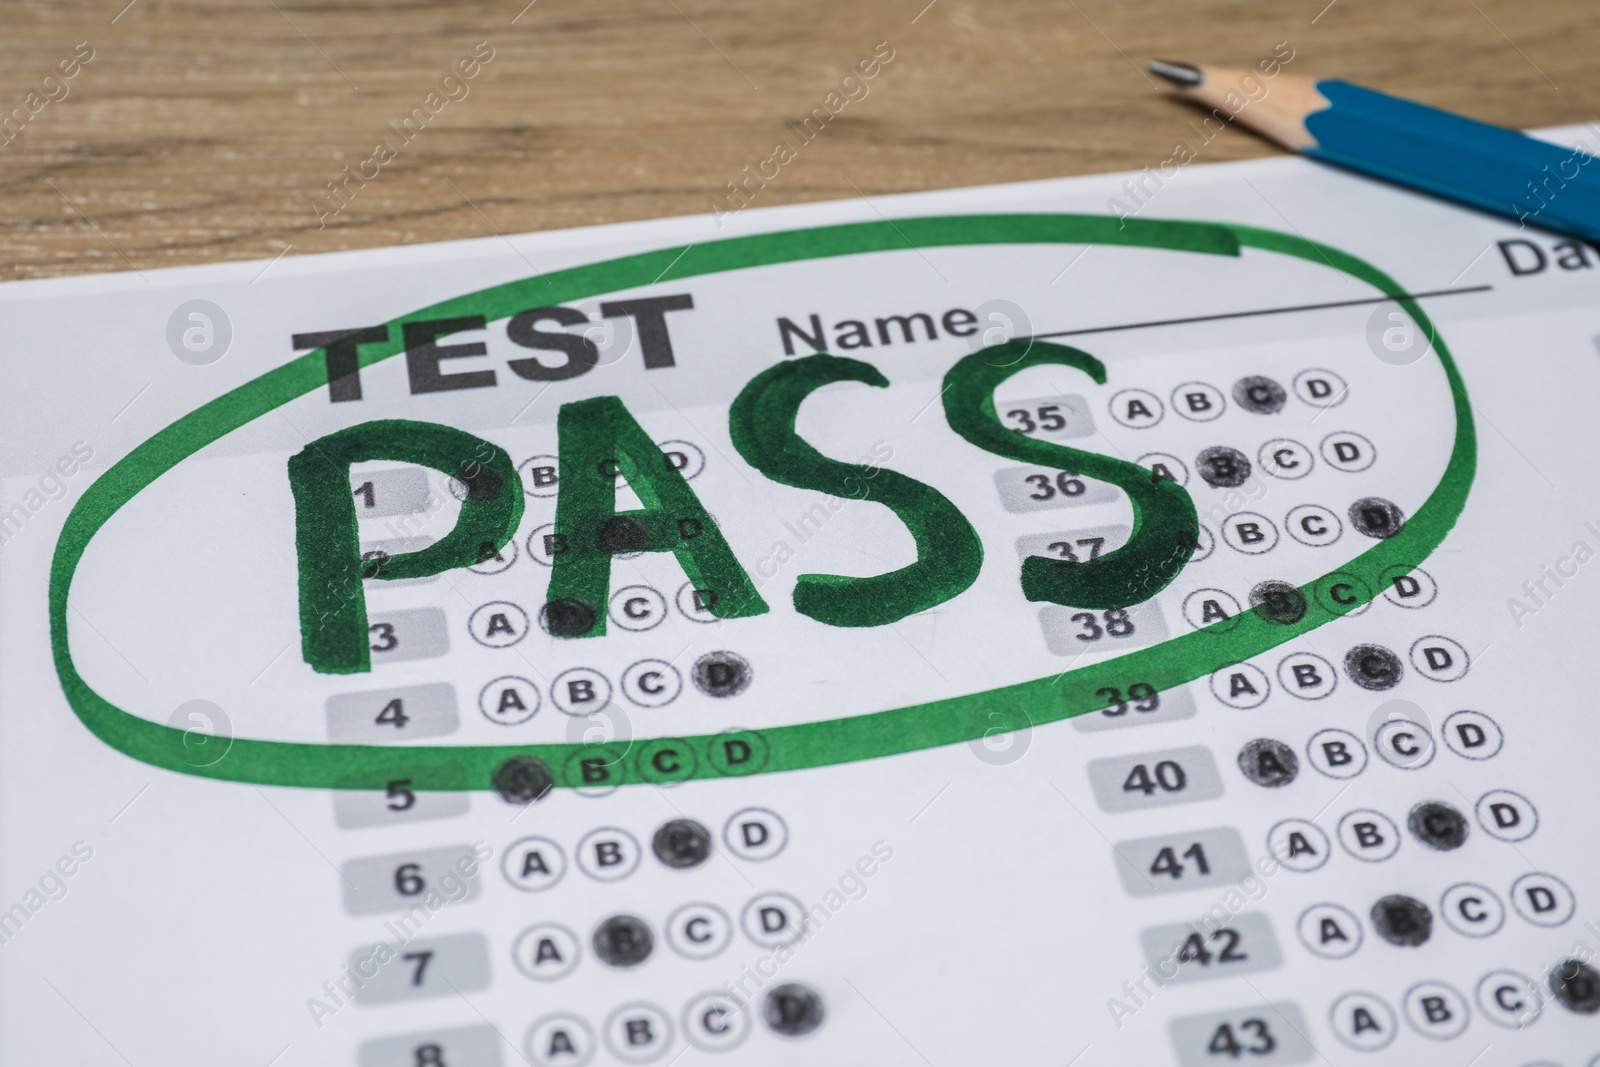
48, 215, 1476, 791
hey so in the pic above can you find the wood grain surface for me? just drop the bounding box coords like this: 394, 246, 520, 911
2, 0, 1597, 281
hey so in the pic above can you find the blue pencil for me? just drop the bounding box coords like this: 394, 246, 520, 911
1149, 60, 1600, 243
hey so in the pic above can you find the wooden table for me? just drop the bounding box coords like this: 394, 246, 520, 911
3, 0, 1597, 281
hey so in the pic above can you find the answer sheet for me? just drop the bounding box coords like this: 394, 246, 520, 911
3, 126, 1599, 1066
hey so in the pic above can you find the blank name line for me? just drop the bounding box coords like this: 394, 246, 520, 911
1028, 285, 1493, 340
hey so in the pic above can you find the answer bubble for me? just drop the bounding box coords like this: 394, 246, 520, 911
603, 1002, 672, 1063
1257, 437, 1312, 479
1322, 432, 1377, 473
667, 902, 733, 960
1401, 980, 1469, 1039
1349, 495, 1404, 538
492, 755, 553, 805
692, 650, 751, 697
1298, 902, 1362, 959
1294, 367, 1348, 408
1209, 662, 1270, 709
1222, 512, 1279, 554
469, 600, 529, 647
1249, 580, 1305, 624
564, 744, 627, 797
526, 523, 567, 566
596, 515, 652, 555
1374, 716, 1435, 770
1549, 958, 1600, 1013
724, 807, 788, 861
1444, 710, 1503, 760
1237, 738, 1298, 787
1286, 504, 1342, 547
540, 598, 598, 639
1477, 969, 1542, 1029
502, 836, 566, 892
1381, 565, 1437, 608
1512, 872, 1574, 927
577, 827, 641, 882
676, 581, 724, 623
764, 983, 826, 1037
526, 1013, 595, 1067
1440, 882, 1504, 938
592, 914, 654, 969
1344, 643, 1403, 690
513, 922, 581, 981
1183, 588, 1240, 631
1112, 389, 1166, 429
657, 439, 706, 479
707, 729, 770, 776
1407, 800, 1468, 850
634, 738, 695, 784
479, 676, 541, 726
1329, 991, 1396, 1051
1268, 818, 1330, 872
609, 586, 667, 632
1410, 635, 1469, 682
742, 891, 808, 948
518, 454, 565, 498
1137, 450, 1187, 484
1371, 893, 1432, 946
1369, 700, 1433, 767
652, 818, 713, 869
1172, 381, 1226, 422
1476, 789, 1537, 842
1309, 729, 1368, 780
1196, 445, 1251, 487
621, 659, 681, 708
1337, 808, 1397, 860
1232, 375, 1287, 414
1313, 572, 1371, 617
683, 990, 750, 1051
467, 536, 517, 574
1278, 651, 1336, 699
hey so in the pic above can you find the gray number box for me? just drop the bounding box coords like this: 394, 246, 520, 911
1088, 745, 1223, 813
996, 394, 1094, 438
1039, 600, 1169, 656
341, 844, 483, 916
1139, 911, 1282, 985
352, 932, 491, 1005
361, 536, 439, 587
1072, 683, 1196, 733
1015, 524, 1129, 565
334, 785, 470, 830
326, 683, 459, 743
1169, 1002, 1312, 1066
994, 467, 1119, 513
367, 607, 450, 663
1113, 826, 1250, 897
359, 1025, 503, 1067
352, 467, 435, 518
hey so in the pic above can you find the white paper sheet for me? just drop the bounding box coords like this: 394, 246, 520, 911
4, 128, 1600, 1066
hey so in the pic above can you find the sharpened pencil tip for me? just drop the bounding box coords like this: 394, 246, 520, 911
1148, 59, 1203, 88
